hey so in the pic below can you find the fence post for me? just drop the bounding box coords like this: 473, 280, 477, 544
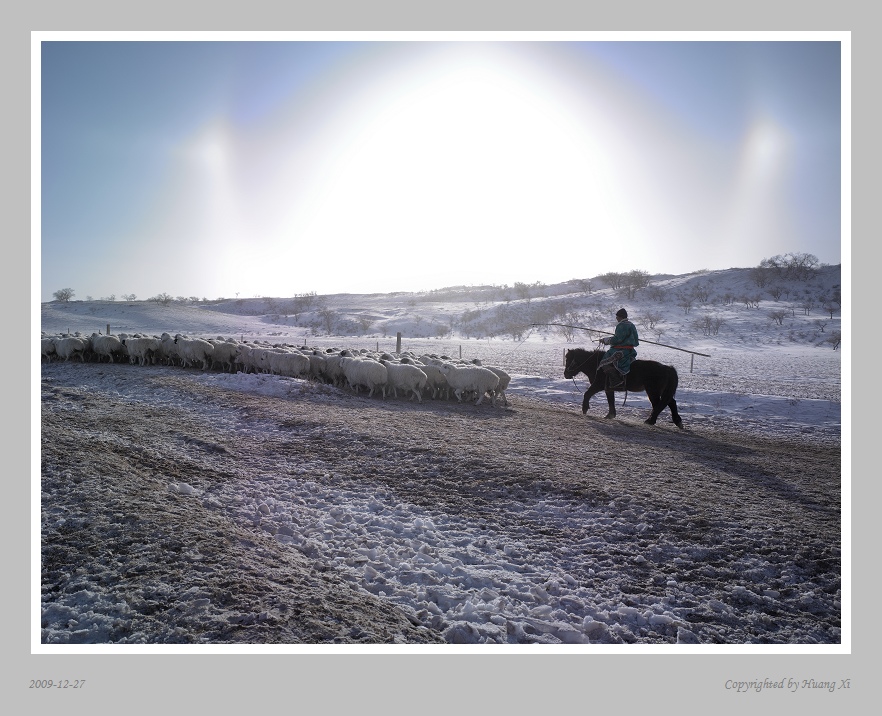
690, 354, 694, 373
396, 332, 402, 353
107, 324, 111, 336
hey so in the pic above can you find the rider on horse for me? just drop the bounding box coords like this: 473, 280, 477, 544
598, 308, 639, 389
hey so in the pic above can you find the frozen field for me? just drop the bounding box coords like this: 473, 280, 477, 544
38, 300, 843, 648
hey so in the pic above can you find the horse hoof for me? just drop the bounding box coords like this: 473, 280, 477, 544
644, 418, 657, 425
604, 413, 615, 419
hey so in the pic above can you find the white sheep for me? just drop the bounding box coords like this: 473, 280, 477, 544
438, 363, 500, 406
51, 336, 86, 362
234, 344, 259, 373
319, 353, 347, 387
266, 349, 311, 379
413, 362, 449, 400
306, 352, 327, 382
485, 366, 511, 406
381, 360, 428, 402
41, 338, 57, 362
155, 333, 181, 366
174, 337, 215, 370
340, 357, 388, 398
241, 344, 274, 374
207, 339, 239, 372
90, 333, 124, 363
122, 337, 161, 366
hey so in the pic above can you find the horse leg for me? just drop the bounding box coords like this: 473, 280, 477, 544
604, 389, 616, 419
582, 382, 604, 414
659, 374, 683, 428
668, 398, 683, 428
644, 390, 662, 425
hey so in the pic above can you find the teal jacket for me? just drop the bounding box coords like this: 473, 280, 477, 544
602, 319, 639, 373
607, 319, 639, 349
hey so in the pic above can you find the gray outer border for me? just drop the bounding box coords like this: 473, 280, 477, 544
11, 2, 867, 713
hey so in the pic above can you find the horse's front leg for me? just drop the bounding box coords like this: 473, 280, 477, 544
581, 382, 605, 414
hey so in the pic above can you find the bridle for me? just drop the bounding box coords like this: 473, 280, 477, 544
566, 344, 604, 387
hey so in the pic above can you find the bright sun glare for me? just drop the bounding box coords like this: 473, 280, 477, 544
193, 45, 641, 295
307, 53, 624, 245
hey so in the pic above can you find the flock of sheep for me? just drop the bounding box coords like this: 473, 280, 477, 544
40, 331, 512, 407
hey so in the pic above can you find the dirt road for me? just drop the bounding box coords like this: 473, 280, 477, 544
40, 363, 841, 644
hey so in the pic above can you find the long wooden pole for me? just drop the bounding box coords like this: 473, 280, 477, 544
531, 322, 711, 358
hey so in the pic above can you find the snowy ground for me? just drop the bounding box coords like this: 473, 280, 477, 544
37, 309, 843, 650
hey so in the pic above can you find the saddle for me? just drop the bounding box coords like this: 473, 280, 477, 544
598, 350, 626, 388
598, 350, 624, 370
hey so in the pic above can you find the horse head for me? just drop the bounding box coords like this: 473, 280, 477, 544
564, 348, 600, 379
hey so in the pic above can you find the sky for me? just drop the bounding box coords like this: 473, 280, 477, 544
37, 34, 844, 302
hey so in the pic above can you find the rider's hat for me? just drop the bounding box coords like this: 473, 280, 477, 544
615, 308, 628, 319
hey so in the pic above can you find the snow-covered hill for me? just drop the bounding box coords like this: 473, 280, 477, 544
42, 264, 842, 351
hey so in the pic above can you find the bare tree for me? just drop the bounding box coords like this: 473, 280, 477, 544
677, 293, 694, 314
692, 314, 724, 337
620, 269, 651, 299
52, 287, 75, 302
768, 310, 788, 326
575, 278, 594, 294
691, 283, 712, 303
750, 266, 772, 288
760, 252, 820, 281
799, 298, 816, 315
639, 312, 663, 329
827, 331, 841, 350
289, 292, 319, 323
646, 285, 666, 302
599, 272, 624, 290
513, 281, 531, 300
316, 307, 338, 335
821, 302, 838, 319
356, 315, 374, 334
554, 312, 588, 342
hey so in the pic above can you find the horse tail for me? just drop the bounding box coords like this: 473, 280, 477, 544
660, 365, 679, 404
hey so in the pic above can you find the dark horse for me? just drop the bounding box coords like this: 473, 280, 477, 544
564, 348, 683, 428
